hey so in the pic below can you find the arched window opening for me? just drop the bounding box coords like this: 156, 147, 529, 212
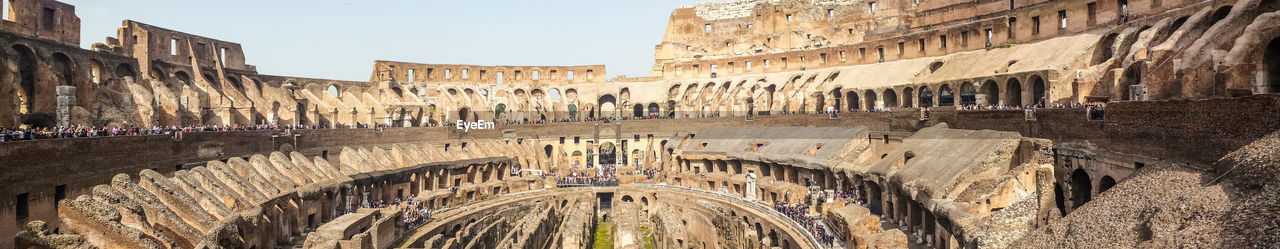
959, 82, 977, 106
918, 86, 933, 107
1006, 78, 1024, 106
938, 84, 955, 106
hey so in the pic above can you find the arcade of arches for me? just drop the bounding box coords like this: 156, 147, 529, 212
4, 0, 1280, 248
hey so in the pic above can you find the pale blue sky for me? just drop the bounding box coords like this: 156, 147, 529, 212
65, 0, 703, 81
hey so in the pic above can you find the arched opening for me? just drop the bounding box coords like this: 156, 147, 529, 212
1121, 63, 1142, 100
845, 91, 860, 111
959, 82, 977, 106
50, 53, 73, 86
863, 90, 878, 110
547, 89, 561, 102
1265, 37, 1280, 93
457, 107, 471, 122
641, 197, 649, 206
567, 103, 578, 120
571, 151, 584, 168
89, 59, 103, 85
598, 94, 618, 118
621, 195, 634, 202
1054, 182, 1067, 216
327, 85, 339, 97
1098, 176, 1117, 194
633, 104, 643, 117
902, 87, 914, 107
665, 100, 677, 117
149, 67, 166, 82
883, 89, 899, 108
982, 80, 1000, 106
1094, 33, 1120, 65
1070, 169, 1093, 209
173, 71, 191, 87
599, 142, 616, 165
544, 145, 553, 158
1006, 78, 1023, 106
14, 45, 37, 116
226, 76, 243, 90
866, 181, 883, 215
830, 88, 843, 112
115, 63, 136, 79
1032, 75, 1047, 106
1209, 6, 1232, 24
938, 84, 955, 106
918, 86, 933, 107
647, 103, 660, 116
494, 103, 506, 120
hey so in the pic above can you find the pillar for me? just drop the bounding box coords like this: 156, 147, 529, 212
55, 86, 76, 127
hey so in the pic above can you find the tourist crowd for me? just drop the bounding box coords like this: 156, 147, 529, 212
774, 201, 835, 246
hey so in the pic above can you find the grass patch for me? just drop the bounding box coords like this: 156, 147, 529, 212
593, 219, 614, 249
639, 226, 656, 249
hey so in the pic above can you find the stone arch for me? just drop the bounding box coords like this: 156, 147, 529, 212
918, 86, 933, 107
494, 103, 506, 120
598, 94, 617, 118
1094, 33, 1120, 65
50, 53, 74, 86
88, 59, 104, 85
863, 90, 878, 110
632, 103, 644, 117
1099, 175, 1117, 194
902, 87, 914, 108
115, 63, 136, 79
1031, 75, 1047, 105
883, 89, 899, 108
844, 90, 860, 111
227, 76, 244, 90
981, 80, 1000, 106
149, 66, 167, 82
1268, 37, 1280, 93
543, 145, 553, 158
1006, 78, 1023, 106
829, 87, 843, 112
1121, 64, 1142, 101
1070, 168, 1092, 209
327, 85, 339, 97
621, 195, 634, 202
173, 71, 191, 87
665, 100, 677, 117
959, 82, 977, 106
1209, 5, 1232, 24
866, 181, 883, 215
13, 44, 38, 117
547, 88, 561, 102
647, 103, 660, 116
938, 84, 955, 106
457, 107, 471, 122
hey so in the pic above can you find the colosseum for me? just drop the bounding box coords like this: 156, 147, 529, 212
1, 0, 1278, 248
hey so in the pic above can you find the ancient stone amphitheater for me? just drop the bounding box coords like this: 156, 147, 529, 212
2, 0, 1279, 248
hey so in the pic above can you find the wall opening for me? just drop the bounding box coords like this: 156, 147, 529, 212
939, 84, 955, 106
1266, 37, 1280, 93
1099, 176, 1117, 193
959, 82, 977, 106
1070, 169, 1092, 209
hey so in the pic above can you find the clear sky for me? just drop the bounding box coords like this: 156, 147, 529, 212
65, 0, 704, 81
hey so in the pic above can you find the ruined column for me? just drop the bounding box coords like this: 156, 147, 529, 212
55, 86, 76, 127
1254, 70, 1272, 94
